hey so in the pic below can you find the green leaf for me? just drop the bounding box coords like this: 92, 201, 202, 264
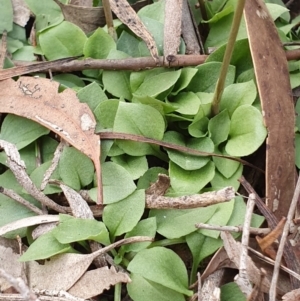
0, 171, 38, 238
186, 232, 222, 282
111, 155, 148, 180
24, 0, 63, 31
170, 161, 215, 194
208, 109, 230, 145
113, 103, 165, 157
225, 105, 267, 156
187, 62, 236, 93
39, 21, 87, 60
164, 131, 214, 170
171, 68, 198, 95
0, 115, 49, 150
134, 70, 181, 99
30, 161, 62, 194
122, 217, 157, 253
213, 148, 241, 179
266, 3, 289, 21
103, 189, 145, 237
19, 232, 72, 262
133, 95, 176, 114
130, 68, 170, 93
127, 247, 193, 296
102, 50, 132, 100
77, 82, 108, 112
0, 0, 13, 33
83, 28, 116, 59
138, 16, 164, 56
211, 163, 243, 191
12, 46, 36, 61
171, 92, 201, 115
128, 273, 186, 301
117, 30, 140, 57
52, 214, 110, 245
93, 161, 136, 204
149, 205, 217, 239
137, 167, 168, 190
220, 81, 257, 117
138, 0, 165, 23
94, 99, 120, 129
58, 147, 94, 190
221, 283, 246, 301
53, 74, 85, 89
205, 14, 247, 47
199, 200, 235, 238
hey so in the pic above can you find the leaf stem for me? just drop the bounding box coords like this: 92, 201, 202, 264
211, 0, 246, 115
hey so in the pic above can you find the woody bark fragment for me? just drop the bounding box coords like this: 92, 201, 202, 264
164, 0, 183, 60
244, 0, 295, 219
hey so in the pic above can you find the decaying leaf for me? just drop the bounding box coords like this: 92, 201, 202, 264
0, 77, 102, 204
244, 0, 295, 219
164, 0, 183, 59
282, 288, 300, 300
145, 173, 170, 196
0, 245, 24, 292
109, 0, 159, 61
68, 266, 131, 299
221, 231, 271, 293
26, 236, 152, 292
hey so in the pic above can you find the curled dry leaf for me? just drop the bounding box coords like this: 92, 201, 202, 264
68, 266, 131, 299
0, 77, 102, 204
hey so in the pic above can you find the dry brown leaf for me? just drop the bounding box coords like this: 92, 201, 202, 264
221, 231, 271, 293
27, 236, 152, 291
244, 0, 295, 219
109, 0, 159, 61
0, 77, 102, 204
145, 173, 170, 196
282, 288, 300, 300
164, 0, 183, 59
68, 266, 131, 299
54, 0, 151, 34
0, 245, 24, 292
12, 0, 31, 27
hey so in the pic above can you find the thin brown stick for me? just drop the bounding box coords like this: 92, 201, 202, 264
0, 187, 43, 215
99, 131, 264, 172
102, 0, 117, 40
0, 30, 7, 69
270, 175, 300, 299
0, 55, 208, 80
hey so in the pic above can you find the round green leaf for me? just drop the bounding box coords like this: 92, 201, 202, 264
102, 50, 132, 100
39, 21, 87, 60
0, 114, 49, 150
225, 105, 267, 156
127, 247, 193, 296
172, 92, 201, 115
128, 273, 186, 301
134, 70, 181, 99
83, 28, 116, 59
19, 232, 72, 262
113, 103, 165, 156
208, 109, 230, 145
170, 161, 215, 194
164, 131, 214, 170
58, 146, 94, 190
111, 155, 148, 180
220, 80, 257, 117
52, 214, 110, 245
149, 205, 217, 239
103, 189, 145, 237
98, 161, 136, 204
187, 62, 236, 93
